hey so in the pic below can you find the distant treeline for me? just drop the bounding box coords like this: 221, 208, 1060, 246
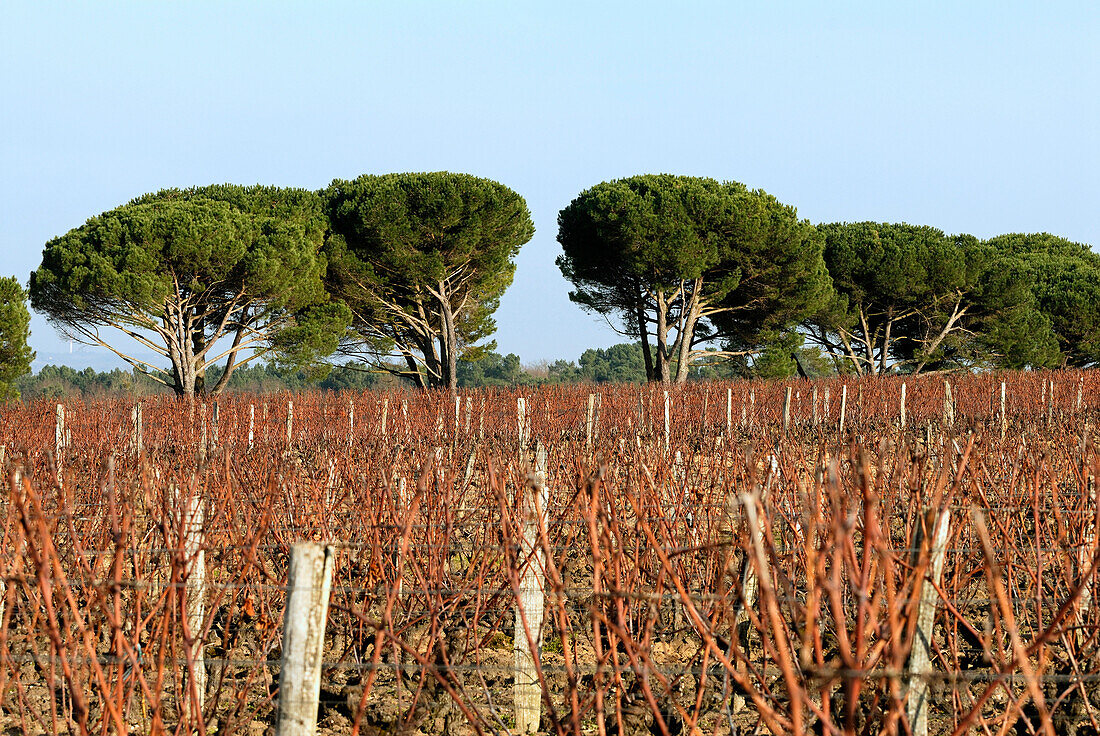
11, 339, 834, 400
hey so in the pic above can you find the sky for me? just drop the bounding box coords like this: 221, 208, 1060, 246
2, 2, 1099, 371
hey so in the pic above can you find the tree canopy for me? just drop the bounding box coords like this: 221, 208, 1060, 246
0, 276, 35, 401
982, 233, 1100, 368
803, 222, 1059, 375
323, 172, 534, 390
30, 185, 348, 396
557, 174, 831, 383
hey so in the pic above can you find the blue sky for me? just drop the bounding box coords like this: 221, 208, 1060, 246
3, 2, 1098, 370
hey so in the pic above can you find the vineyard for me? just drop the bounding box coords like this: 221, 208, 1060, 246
1, 371, 1099, 736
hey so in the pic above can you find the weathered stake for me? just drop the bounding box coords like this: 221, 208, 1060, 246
838, 385, 848, 436
183, 491, 206, 717
131, 402, 143, 457
782, 386, 792, 435
517, 397, 530, 452
55, 404, 65, 483
276, 544, 335, 736
585, 393, 598, 457
1048, 380, 1055, 428
514, 443, 549, 734
664, 390, 671, 454
211, 401, 219, 449
906, 509, 951, 736
340, 400, 349, 447
286, 400, 294, 446
726, 388, 733, 437
1000, 381, 1007, 440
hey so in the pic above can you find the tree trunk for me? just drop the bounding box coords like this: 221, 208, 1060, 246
210, 327, 245, 395
192, 331, 207, 394
858, 306, 878, 376
655, 289, 671, 384
673, 278, 704, 384
636, 300, 654, 382
879, 309, 894, 375
403, 353, 427, 389
438, 281, 459, 392
411, 326, 441, 389
166, 331, 197, 396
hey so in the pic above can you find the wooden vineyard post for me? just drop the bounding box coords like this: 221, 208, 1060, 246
465, 396, 473, 435
276, 544, 335, 736
200, 403, 208, 455
730, 489, 770, 714
1078, 376, 1085, 414
55, 403, 64, 483
182, 490, 207, 719
517, 397, 530, 452
838, 385, 848, 436
585, 393, 599, 459
782, 386, 792, 436
211, 401, 219, 449
664, 390, 671, 455
381, 398, 389, 436
514, 442, 549, 734
824, 387, 830, 424
900, 382, 907, 431
131, 402, 143, 457
942, 381, 954, 428
286, 400, 294, 446
1047, 380, 1055, 428
248, 404, 255, 452
812, 387, 819, 428
1000, 381, 1007, 440
726, 388, 733, 437
347, 400, 354, 447
647, 390, 655, 435
906, 509, 951, 736
1080, 528, 1097, 622
749, 389, 755, 432
454, 395, 461, 436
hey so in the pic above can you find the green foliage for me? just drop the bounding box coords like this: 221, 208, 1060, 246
15, 365, 168, 400
324, 172, 534, 389
30, 185, 348, 395
13, 360, 396, 400
557, 174, 830, 383
748, 333, 834, 380
576, 343, 648, 383
0, 277, 35, 400
457, 352, 527, 388
456, 343, 647, 388
982, 233, 1100, 367
805, 223, 1058, 374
